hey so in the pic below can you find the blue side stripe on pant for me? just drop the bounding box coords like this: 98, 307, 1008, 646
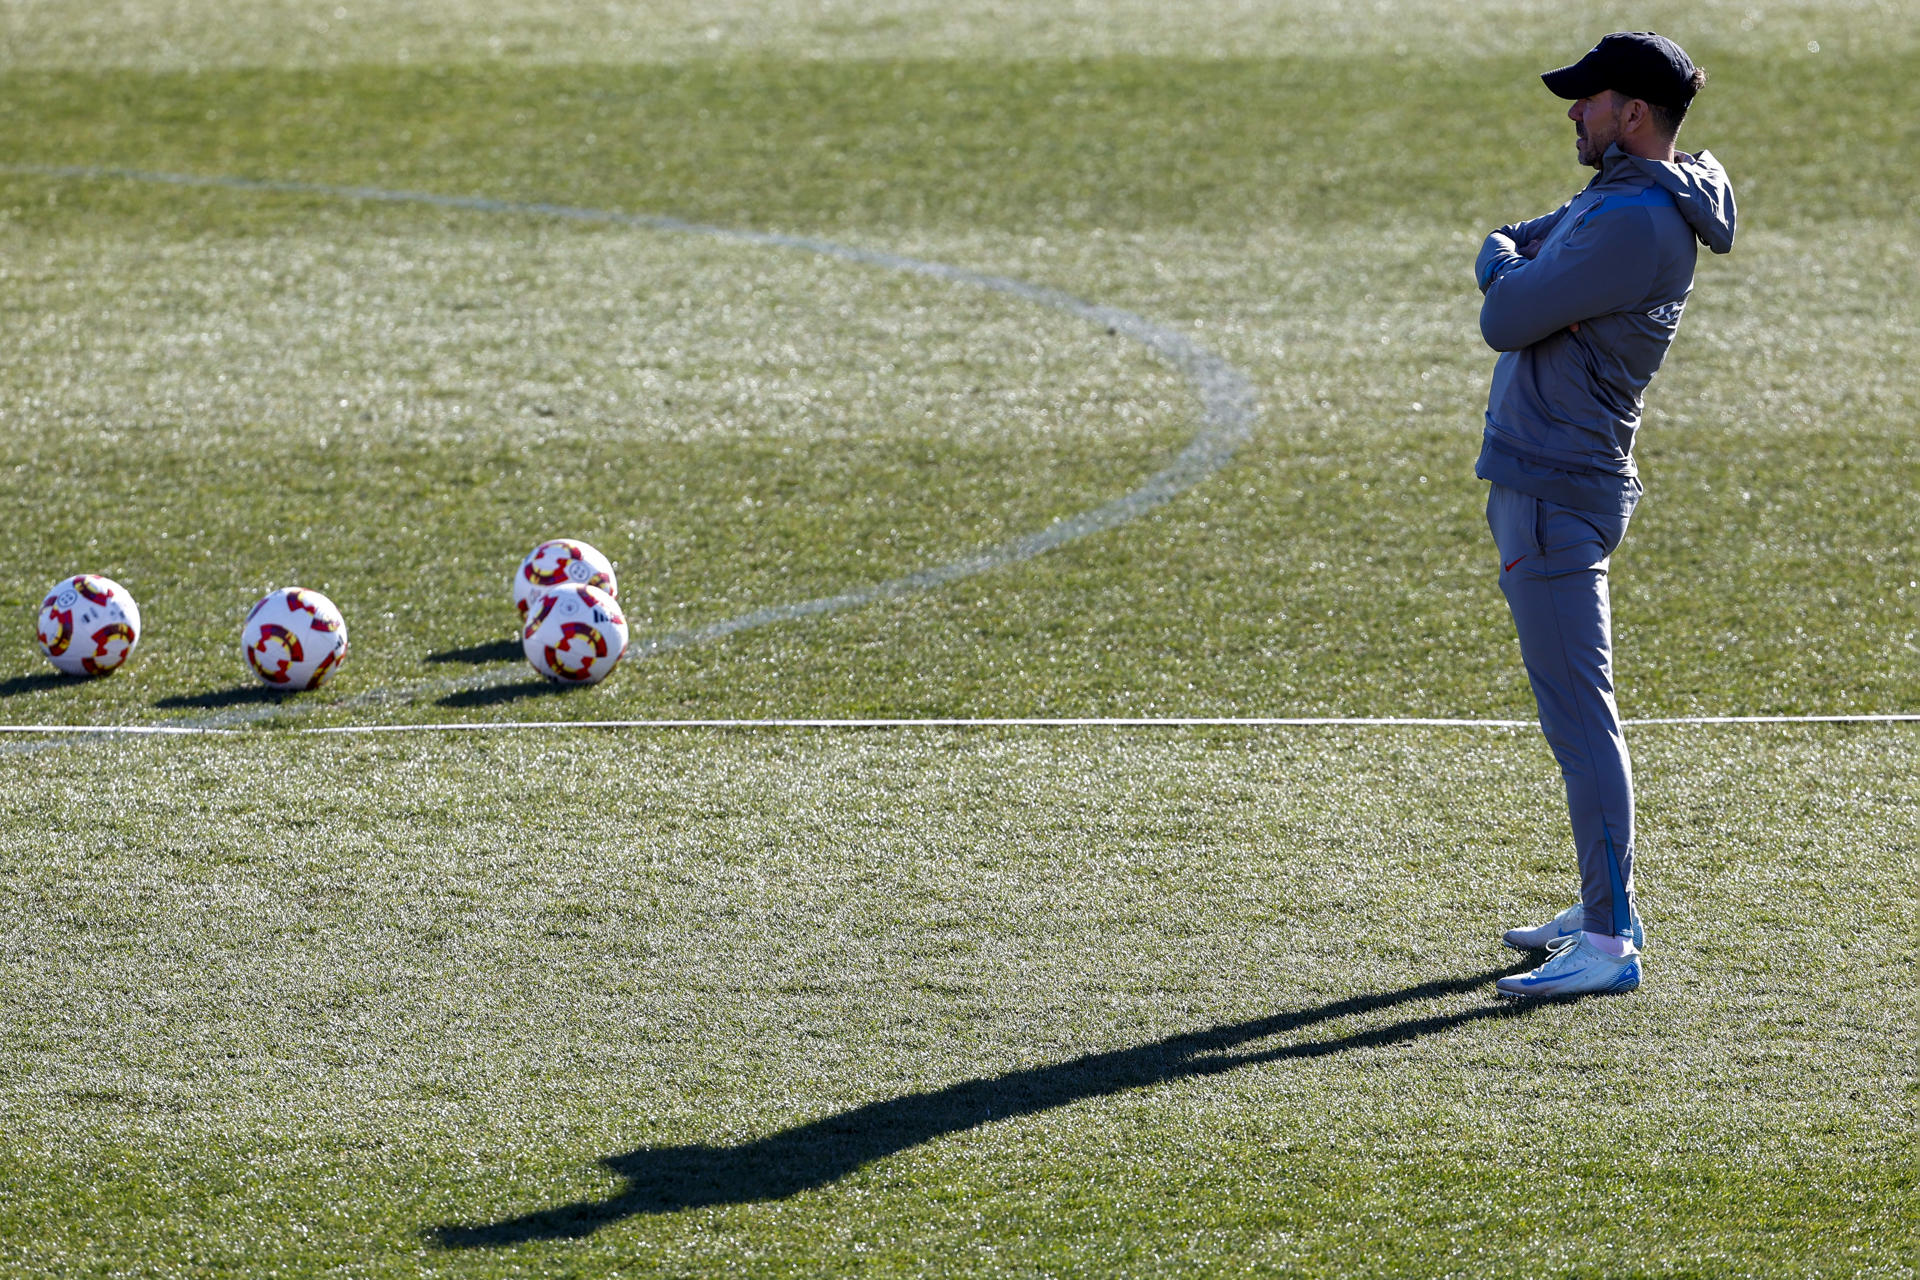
1604, 826, 1629, 936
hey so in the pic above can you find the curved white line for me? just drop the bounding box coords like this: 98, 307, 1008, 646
4, 164, 1259, 731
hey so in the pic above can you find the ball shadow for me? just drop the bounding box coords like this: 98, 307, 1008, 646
425, 638, 524, 666
436, 680, 576, 709
153, 684, 307, 710
0, 672, 82, 699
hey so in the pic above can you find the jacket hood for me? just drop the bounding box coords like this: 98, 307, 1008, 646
1630, 149, 1737, 254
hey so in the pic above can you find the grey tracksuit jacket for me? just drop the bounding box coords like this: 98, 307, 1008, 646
1473, 144, 1737, 515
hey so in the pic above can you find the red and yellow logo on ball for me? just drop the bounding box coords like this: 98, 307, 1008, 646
247, 623, 304, 683
545, 621, 608, 680
74, 575, 115, 606
81, 623, 137, 675
39, 606, 75, 657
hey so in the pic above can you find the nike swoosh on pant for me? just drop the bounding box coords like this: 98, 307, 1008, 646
1504, 555, 1526, 572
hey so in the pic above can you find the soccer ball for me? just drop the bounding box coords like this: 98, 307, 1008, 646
522, 584, 628, 685
37, 575, 141, 676
242, 587, 349, 690
512, 538, 616, 620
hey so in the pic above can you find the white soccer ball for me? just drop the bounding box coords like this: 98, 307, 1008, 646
512, 538, 617, 620
242, 587, 349, 690
37, 574, 142, 676
522, 584, 628, 685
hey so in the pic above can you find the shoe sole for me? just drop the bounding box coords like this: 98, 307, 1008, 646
1493, 984, 1638, 1001
1493, 969, 1642, 1001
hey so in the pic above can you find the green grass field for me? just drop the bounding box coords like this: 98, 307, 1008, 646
2, 2, 1916, 1275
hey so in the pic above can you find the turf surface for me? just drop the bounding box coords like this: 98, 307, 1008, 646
2, 728, 1915, 1276
1, 1, 1916, 1275
1, 38, 1914, 725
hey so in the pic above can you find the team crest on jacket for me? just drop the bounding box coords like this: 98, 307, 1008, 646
1647, 299, 1686, 326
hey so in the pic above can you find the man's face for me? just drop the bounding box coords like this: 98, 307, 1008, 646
1568, 90, 1627, 168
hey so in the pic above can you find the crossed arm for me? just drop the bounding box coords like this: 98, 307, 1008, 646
1474, 203, 1658, 351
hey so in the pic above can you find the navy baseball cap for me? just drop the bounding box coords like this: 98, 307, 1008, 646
1542, 32, 1698, 109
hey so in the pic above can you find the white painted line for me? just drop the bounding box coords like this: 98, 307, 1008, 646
1620, 714, 1920, 726
0, 725, 242, 736
296, 717, 1544, 732
3, 715, 1915, 739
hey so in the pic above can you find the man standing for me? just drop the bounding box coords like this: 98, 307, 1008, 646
1474, 33, 1736, 998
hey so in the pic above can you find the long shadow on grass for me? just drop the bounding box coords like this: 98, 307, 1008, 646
433, 964, 1531, 1246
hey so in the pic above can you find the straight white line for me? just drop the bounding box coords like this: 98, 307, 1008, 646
0, 725, 242, 736
2, 715, 1915, 738
1621, 714, 1920, 726
300, 717, 1543, 731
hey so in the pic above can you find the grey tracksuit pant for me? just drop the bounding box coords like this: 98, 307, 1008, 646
1487, 482, 1639, 937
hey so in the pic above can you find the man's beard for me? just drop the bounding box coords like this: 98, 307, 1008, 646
1577, 112, 1619, 168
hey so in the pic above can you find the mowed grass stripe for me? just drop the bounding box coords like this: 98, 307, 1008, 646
6, 161, 1253, 704
4, 215, 1909, 724
0, 726, 1913, 1276
3, 53, 1915, 238
1, 207, 1210, 722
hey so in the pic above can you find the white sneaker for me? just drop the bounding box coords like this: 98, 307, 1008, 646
1502, 900, 1644, 952
1495, 934, 1642, 1000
